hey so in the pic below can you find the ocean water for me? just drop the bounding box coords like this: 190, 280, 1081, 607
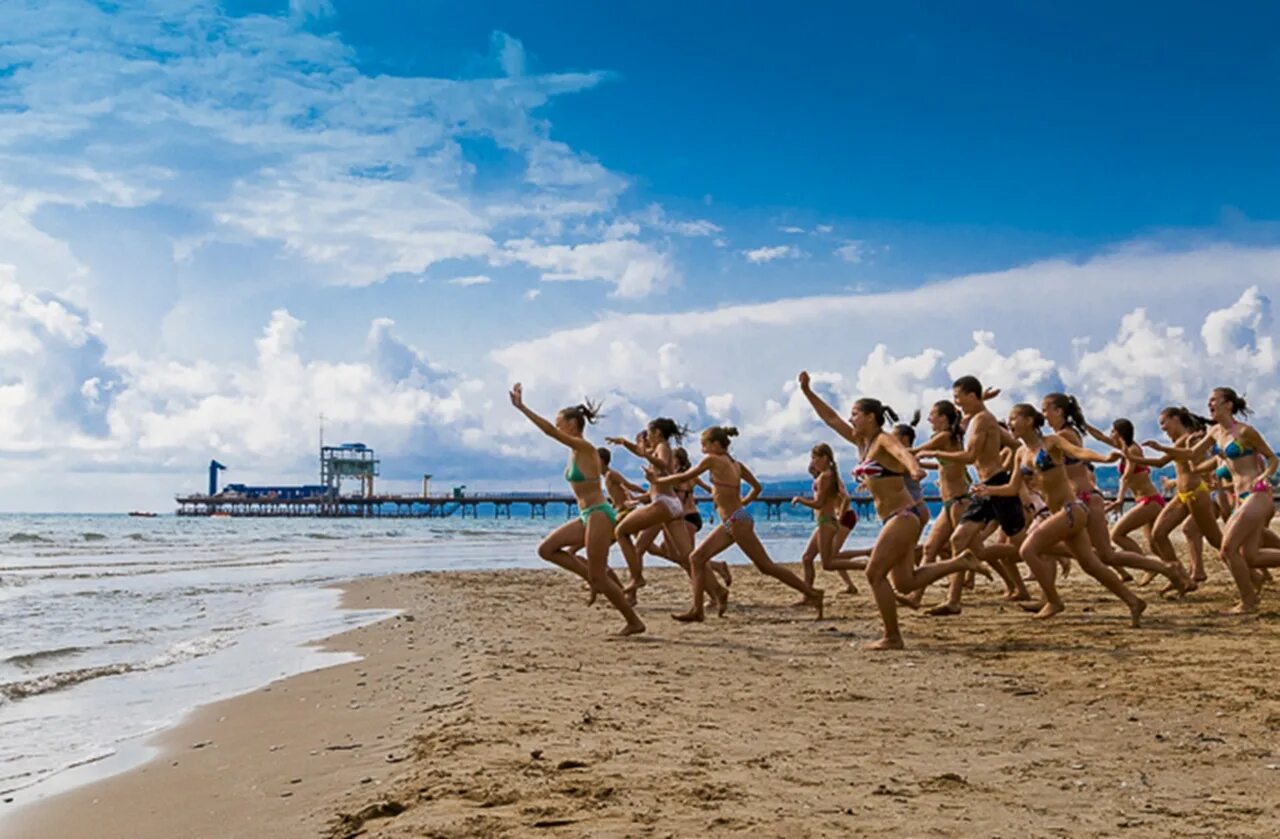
0, 509, 862, 813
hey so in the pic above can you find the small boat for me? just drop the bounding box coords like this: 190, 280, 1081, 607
210, 511, 232, 518
128, 511, 158, 518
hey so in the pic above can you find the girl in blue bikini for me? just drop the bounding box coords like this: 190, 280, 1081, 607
509, 384, 645, 636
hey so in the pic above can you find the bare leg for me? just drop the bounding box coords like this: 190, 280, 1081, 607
1220, 493, 1267, 613
1181, 516, 1206, 584
1067, 523, 1146, 626
929, 519, 987, 615
864, 515, 922, 649
614, 503, 676, 597
582, 510, 645, 635
674, 526, 734, 622
538, 519, 591, 581
733, 521, 824, 617
1018, 513, 1071, 618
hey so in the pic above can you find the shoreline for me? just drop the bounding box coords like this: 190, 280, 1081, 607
9, 562, 1280, 837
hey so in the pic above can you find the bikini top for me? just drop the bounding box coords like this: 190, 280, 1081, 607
852, 457, 904, 481
1019, 447, 1057, 478
1119, 457, 1150, 477
1211, 437, 1255, 460
564, 455, 589, 484
711, 456, 742, 489
1215, 463, 1233, 481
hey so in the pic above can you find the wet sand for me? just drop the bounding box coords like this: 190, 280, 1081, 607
9, 554, 1280, 838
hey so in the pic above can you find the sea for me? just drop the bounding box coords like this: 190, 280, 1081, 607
0, 506, 868, 816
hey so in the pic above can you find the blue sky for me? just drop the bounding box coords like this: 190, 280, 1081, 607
0, 1, 1278, 510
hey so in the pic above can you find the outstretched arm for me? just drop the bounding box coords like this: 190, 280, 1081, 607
509, 384, 582, 449
1084, 421, 1121, 449
1145, 434, 1215, 462
798, 371, 856, 444
921, 413, 991, 464
973, 450, 1025, 497
1243, 425, 1279, 482
614, 472, 648, 495
652, 457, 713, 490
793, 471, 835, 509
1053, 434, 1121, 465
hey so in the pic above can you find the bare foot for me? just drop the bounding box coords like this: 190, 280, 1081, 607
864, 635, 905, 651
1004, 590, 1032, 602
926, 603, 962, 617
895, 593, 920, 610
1034, 601, 1065, 620
1018, 601, 1047, 613
806, 589, 825, 620
957, 550, 993, 580
1227, 600, 1258, 615
844, 582, 859, 595
714, 562, 733, 587
616, 621, 646, 636
1129, 598, 1147, 628
1117, 569, 1135, 583
717, 587, 730, 617
1135, 571, 1157, 587
672, 609, 705, 623
587, 588, 598, 606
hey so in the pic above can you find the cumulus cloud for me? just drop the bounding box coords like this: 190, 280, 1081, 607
489, 246, 1280, 473
743, 245, 802, 264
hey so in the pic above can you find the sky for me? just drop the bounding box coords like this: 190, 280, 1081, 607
1, 0, 1278, 511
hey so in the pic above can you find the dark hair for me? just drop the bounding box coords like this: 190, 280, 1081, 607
1011, 403, 1046, 431
892, 411, 922, 446
596, 447, 612, 468
953, 375, 983, 397
648, 417, 688, 442
1160, 406, 1210, 432
934, 400, 964, 445
558, 400, 602, 430
1111, 418, 1135, 447
853, 398, 900, 429
1044, 393, 1086, 434
673, 446, 691, 471
702, 425, 739, 449
1213, 387, 1251, 417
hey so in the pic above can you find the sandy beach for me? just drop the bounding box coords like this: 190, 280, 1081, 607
9, 556, 1280, 838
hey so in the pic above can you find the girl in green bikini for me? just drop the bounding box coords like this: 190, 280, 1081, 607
509, 384, 645, 636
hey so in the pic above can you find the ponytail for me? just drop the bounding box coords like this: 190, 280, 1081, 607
1045, 392, 1086, 434
703, 425, 739, 449
1112, 418, 1135, 447
1012, 403, 1046, 431
649, 417, 690, 442
854, 397, 899, 429
559, 399, 603, 430
1213, 387, 1251, 417
1161, 406, 1210, 432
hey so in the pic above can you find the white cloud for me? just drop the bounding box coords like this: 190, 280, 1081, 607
446, 275, 492, 287
780, 226, 806, 234
814, 224, 834, 235
489, 245, 1280, 471
523, 288, 542, 301
834, 240, 867, 263
498, 238, 677, 298
0, 4, 686, 306
743, 245, 801, 264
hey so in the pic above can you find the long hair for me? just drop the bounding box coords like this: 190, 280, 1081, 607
854, 398, 900, 429
558, 399, 602, 430
1161, 405, 1210, 433
1213, 387, 1251, 417
703, 425, 739, 449
934, 400, 964, 445
648, 417, 689, 442
1012, 403, 1046, 431
1044, 392, 1086, 435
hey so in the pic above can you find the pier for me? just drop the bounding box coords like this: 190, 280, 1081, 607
175, 491, 895, 519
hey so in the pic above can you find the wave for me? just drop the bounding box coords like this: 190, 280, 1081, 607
305, 532, 342, 539
8, 533, 51, 543
0, 634, 235, 703
3, 646, 89, 670
81, 532, 108, 541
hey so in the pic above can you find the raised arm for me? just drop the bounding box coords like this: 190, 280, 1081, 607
798, 371, 856, 444
509, 384, 581, 449
605, 435, 671, 469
